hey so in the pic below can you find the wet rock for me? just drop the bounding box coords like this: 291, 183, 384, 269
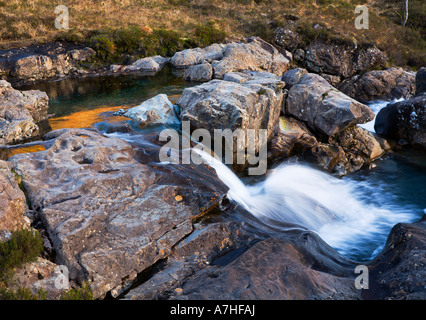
183, 63, 213, 82
170, 44, 224, 68
285, 73, 375, 137
0, 80, 49, 145
339, 68, 416, 103
305, 41, 387, 78
125, 218, 359, 300
268, 116, 318, 162
374, 95, 426, 149
415, 67, 426, 97
120, 94, 179, 127
0, 160, 30, 242
8, 128, 228, 299
212, 37, 290, 79
366, 218, 426, 300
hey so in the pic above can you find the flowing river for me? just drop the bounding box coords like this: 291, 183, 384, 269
7, 69, 426, 263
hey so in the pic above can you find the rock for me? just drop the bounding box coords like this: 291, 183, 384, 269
183, 63, 213, 82
415, 67, 426, 96
125, 219, 359, 300
122, 94, 179, 127
281, 68, 308, 89
365, 218, 426, 300
170, 44, 223, 68
308, 143, 350, 176
374, 95, 426, 149
212, 37, 290, 79
11, 55, 55, 81
68, 47, 96, 62
123, 55, 169, 73
9, 128, 228, 299
273, 27, 301, 51
177, 74, 284, 168
305, 41, 387, 78
0, 80, 49, 145
10, 257, 63, 300
329, 125, 384, 161
320, 73, 341, 87
294, 48, 305, 62
268, 116, 318, 162
285, 73, 375, 137
338, 68, 416, 103
0, 160, 30, 242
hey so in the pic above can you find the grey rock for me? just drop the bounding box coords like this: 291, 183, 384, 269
339, 67, 416, 103
285, 73, 375, 137
281, 68, 308, 89
170, 44, 223, 68
415, 67, 426, 96
183, 63, 213, 82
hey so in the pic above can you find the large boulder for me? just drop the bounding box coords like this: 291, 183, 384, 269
365, 218, 426, 300
177, 72, 284, 169
0, 80, 49, 145
183, 63, 213, 82
374, 95, 426, 149
212, 37, 290, 79
285, 73, 375, 137
170, 44, 224, 69
111, 55, 169, 73
338, 68, 416, 103
11, 55, 56, 81
8, 128, 228, 299
125, 219, 359, 300
305, 41, 387, 79
0, 160, 30, 241
119, 94, 179, 127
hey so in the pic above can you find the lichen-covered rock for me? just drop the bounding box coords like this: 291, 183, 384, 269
212, 37, 290, 79
170, 44, 224, 68
183, 63, 213, 82
0, 80, 49, 145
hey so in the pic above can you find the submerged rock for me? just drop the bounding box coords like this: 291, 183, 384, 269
285, 73, 375, 137
0, 80, 49, 145
9, 128, 228, 298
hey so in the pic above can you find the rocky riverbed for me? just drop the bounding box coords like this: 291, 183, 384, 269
0, 36, 425, 300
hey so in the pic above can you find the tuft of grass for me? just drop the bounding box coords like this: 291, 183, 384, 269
60, 282, 93, 300
0, 228, 44, 282
0, 286, 47, 300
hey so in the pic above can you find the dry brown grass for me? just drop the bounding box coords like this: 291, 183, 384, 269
0, 0, 424, 69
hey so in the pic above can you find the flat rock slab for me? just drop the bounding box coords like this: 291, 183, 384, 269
9, 128, 228, 298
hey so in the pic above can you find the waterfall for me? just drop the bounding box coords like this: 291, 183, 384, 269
196, 150, 418, 261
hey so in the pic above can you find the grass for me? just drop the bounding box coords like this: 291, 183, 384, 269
0, 0, 424, 69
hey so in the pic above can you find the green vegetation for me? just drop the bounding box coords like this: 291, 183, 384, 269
60, 282, 93, 300
0, 286, 47, 300
0, 229, 44, 282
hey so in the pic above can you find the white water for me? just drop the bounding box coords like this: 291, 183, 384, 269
359, 98, 404, 132
196, 150, 418, 261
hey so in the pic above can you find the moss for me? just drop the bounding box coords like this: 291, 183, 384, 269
60, 282, 93, 300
